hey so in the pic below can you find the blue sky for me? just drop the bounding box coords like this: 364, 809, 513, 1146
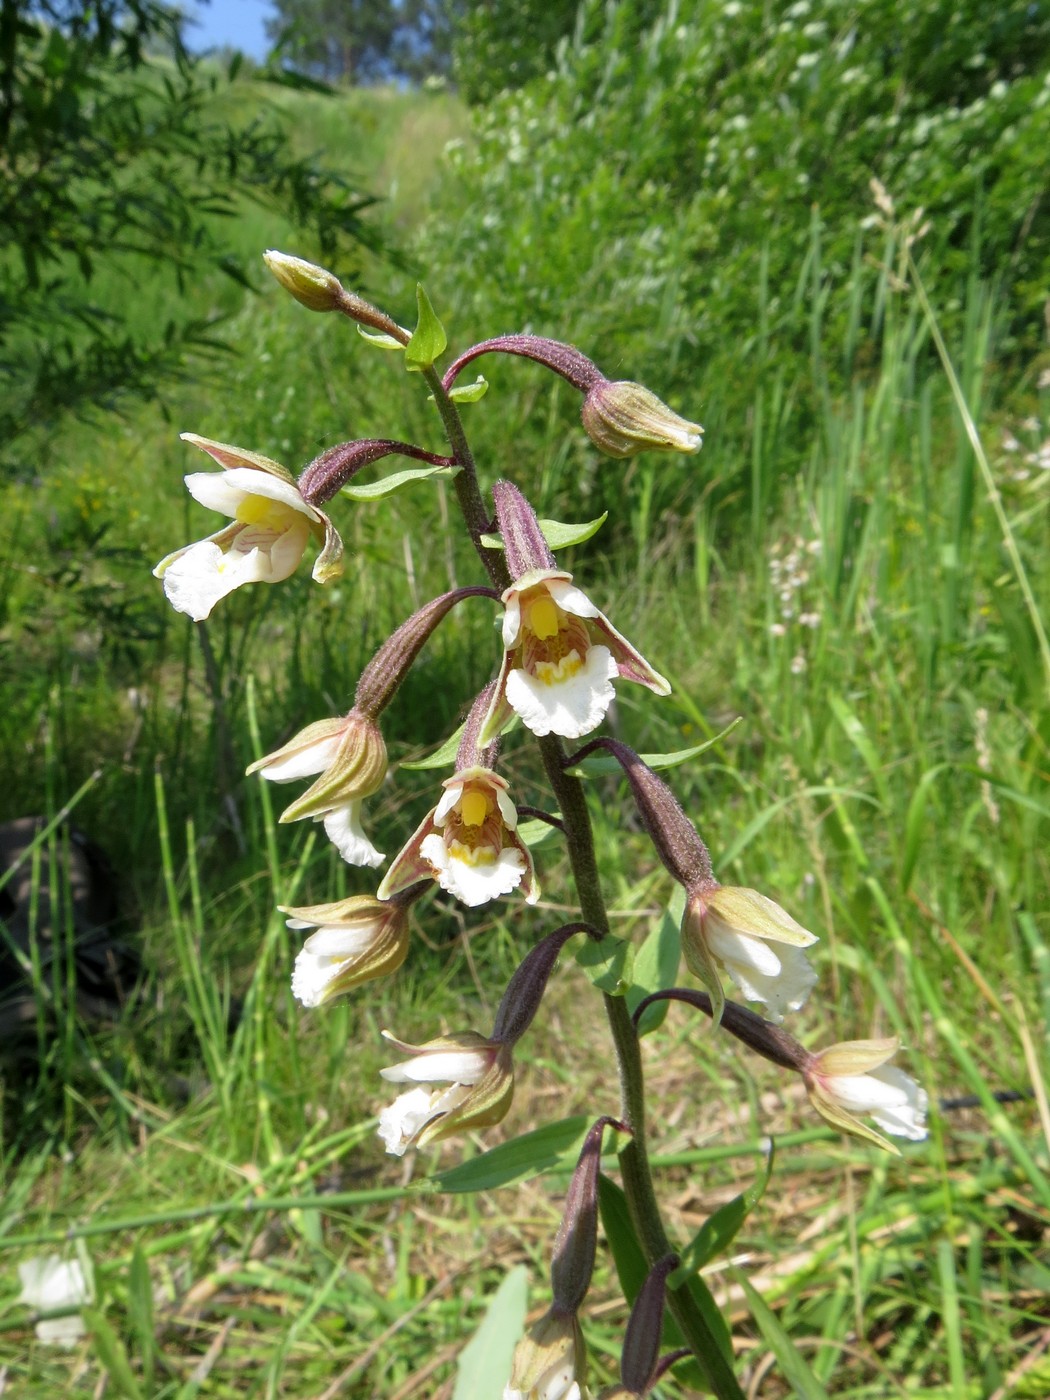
187, 0, 276, 61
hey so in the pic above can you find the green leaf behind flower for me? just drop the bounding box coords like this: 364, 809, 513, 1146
480, 511, 608, 552
434, 1116, 589, 1193
566, 718, 742, 778
405, 283, 448, 371
340, 464, 458, 500
453, 1265, 527, 1400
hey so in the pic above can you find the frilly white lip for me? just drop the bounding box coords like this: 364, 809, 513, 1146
705, 924, 818, 1023
820, 1064, 929, 1141
482, 568, 669, 745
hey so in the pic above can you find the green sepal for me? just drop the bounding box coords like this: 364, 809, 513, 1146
340, 463, 458, 500
566, 718, 742, 778
480, 511, 608, 553
358, 325, 406, 350
626, 887, 684, 1035
405, 283, 447, 371
671, 1141, 775, 1285
446, 375, 488, 404
433, 1115, 589, 1194
574, 929, 633, 995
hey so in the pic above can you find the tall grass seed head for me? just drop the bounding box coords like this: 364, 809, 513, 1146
153, 434, 342, 621
378, 765, 538, 907
682, 885, 818, 1024
581, 380, 702, 458
377, 1030, 514, 1155
283, 895, 410, 1006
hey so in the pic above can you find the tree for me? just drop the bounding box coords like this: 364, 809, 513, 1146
266, 0, 457, 83
0, 0, 385, 466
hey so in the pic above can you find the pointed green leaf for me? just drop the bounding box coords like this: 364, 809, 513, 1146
400, 723, 465, 771
734, 1271, 830, 1400
126, 1246, 155, 1390
626, 888, 684, 1035
447, 375, 489, 404
405, 283, 447, 371
900, 763, 946, 892
516, 816, 561, 848
598, 1173, 649, 1306
453, 1266, 528, 1400
84, 1309, 143, 1400
340, 463, 458, 500
566, 719, 742, 778
480, 512, 609, 553
357, 325, 406, 350
672, 1142, 775, 1284
433, 1116, 589, 1193
574, 929, 633, 995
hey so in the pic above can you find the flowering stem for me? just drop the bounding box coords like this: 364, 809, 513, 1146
421, 365, 508, 588
428, 363, 741, 1399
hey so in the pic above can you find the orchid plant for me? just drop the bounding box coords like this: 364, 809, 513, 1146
155, 252, 927, 1397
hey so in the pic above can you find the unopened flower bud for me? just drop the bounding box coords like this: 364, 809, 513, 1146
620, 1256, 677, 1395
504, 1308, 586, 1400
283, 894, 412, 1006
549, 1117, 624, 1315
263, 250, 344, 312
581, 381, 702, 459
804, 1037, 928, 1152
377, 1030, 514, 1155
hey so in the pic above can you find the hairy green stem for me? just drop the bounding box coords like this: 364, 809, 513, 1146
426, 366, 740, 1396
421, 364, 507, 589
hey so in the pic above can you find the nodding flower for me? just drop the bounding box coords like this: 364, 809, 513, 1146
154, 435, 341, 620
804, 1037, 928, 1152
378, 765, 538, 908
377, 1031, 513, 1156
480, 568, 670, 743
248, 709, 387, 869
282, 895, 411, 1007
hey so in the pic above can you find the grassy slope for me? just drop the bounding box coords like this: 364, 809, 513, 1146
0, 71, 1048, 1399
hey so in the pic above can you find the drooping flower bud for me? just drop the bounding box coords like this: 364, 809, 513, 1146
630, 988, 808, 1072
681, 885, 818, 1026
549, 1117, 624, 1316
504, 1308, 588, 1400
263, 250, 345, 312
263, 251, 410, 343
804, 1037, 928, 1152
282, 893, 415, 1006
377, 1030, 513, 1155
297, 439, 455, 507
571, 740, 712, 889
619, 1256, 677, 1396
248, 709, 388, 868
492, 924, 595, 1049
580, 381, 702, 459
